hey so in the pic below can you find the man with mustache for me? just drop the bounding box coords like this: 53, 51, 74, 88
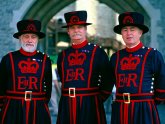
56, 10, 111, 124
109, 12, 165, 124
0, 19, 52, 124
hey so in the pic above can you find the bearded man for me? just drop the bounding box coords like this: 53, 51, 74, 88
0, 19, 52, 124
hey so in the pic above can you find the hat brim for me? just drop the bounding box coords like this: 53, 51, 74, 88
13, 31, 45, 39
61, 23, 92, 28
113, 24, 149, 34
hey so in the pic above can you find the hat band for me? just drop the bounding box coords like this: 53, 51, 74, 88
22, 30, 37, 32
67, 21, 87, 26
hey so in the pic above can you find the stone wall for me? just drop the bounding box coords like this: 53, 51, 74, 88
0, 0, 33, 59
0, 0, 22, 59
139, 0, 165, 59
150, 0, 165, 58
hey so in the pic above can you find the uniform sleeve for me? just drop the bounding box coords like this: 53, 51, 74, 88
0, 55, 8, 113
152, 50, 165, 103
109, 53, 117, 85
44, 56, 52, 103
57, 51, 63, 83
97, 48, 114, 102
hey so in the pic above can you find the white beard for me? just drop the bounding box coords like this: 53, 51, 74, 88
21, 42, 38, 53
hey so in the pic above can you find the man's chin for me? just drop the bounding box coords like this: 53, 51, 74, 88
72, 38, 83, 41
22, 47, 36, 53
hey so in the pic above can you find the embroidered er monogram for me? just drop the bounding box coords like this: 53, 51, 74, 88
17, 58, 40, 90
118, 54, 141, 88
65, 50, 87, 82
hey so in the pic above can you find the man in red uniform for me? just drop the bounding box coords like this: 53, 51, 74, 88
109, 12, 165, 124
0, 20, 52, 124
56, 10, 111, 124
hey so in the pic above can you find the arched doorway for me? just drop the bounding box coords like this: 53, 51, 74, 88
22, 0, 151, 63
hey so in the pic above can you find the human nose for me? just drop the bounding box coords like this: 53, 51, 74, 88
27, 36, 34, 42
73, 27, 79, 32
125, 29, 130, 35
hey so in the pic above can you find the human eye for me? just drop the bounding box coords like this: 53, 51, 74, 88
78, 25, 84, 29
23, 34, 29, 39
122, 28, 127, 32
32, 35, 38, 39
130, 27, 135, 31
131, 28, 134, 31
69, 26, 74, 30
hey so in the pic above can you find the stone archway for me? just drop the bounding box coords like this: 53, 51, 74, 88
22, 0, 151, 52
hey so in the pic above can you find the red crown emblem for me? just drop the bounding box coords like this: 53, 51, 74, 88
26, 24, 37, 32
120, 54, 140, 70
68, 50, 86, 66
123, 16, 134, 24
18, 58, 39, 73
70, 16, 80, 24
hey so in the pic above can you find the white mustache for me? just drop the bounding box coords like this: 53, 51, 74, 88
26, 43, 34, 46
